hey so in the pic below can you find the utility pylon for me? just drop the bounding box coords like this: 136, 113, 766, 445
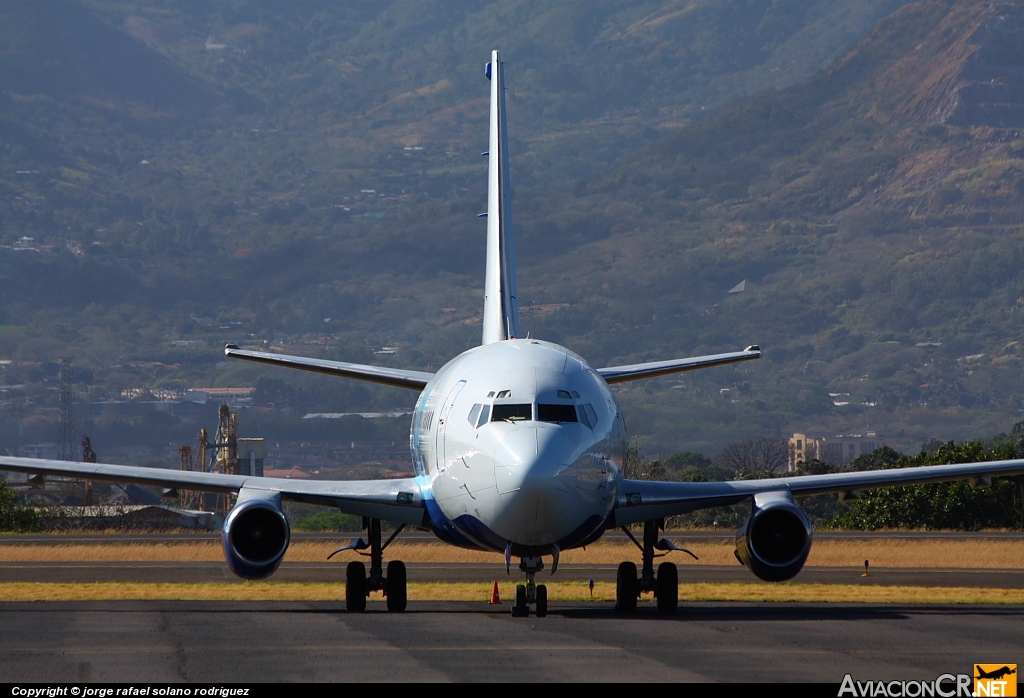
58, 357, 75, 461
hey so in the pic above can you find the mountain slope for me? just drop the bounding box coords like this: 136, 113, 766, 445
516, 0, 1024, 453
3, 0, 1022, 456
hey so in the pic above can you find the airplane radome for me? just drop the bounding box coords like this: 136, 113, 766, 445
3, 51, 1024, 618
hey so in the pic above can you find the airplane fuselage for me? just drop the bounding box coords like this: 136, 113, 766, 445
411, 338, 627, 555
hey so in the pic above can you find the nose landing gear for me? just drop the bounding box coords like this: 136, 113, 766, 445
331, 518, 407, 612
616, 519, 695, 614
511, 556, 548, 617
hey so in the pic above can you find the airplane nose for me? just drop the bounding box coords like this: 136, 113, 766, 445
492, 427, 580, 544
494, 427, 576, 479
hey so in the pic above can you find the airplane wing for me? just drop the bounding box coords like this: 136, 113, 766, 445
0, 456, 427, 526
597, 346, 761, 384
612, 457, 1024, 526
223, 344, 433, 390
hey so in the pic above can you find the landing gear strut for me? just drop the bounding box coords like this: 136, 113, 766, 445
511, 556, 548, 618
332, 518, 407, 612
616, 519, 682, 614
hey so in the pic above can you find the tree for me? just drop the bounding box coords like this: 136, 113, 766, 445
828, 441, 1024, 530
623, 440, 750, 528
714, 436, 788, 480
0, 479, 39, 532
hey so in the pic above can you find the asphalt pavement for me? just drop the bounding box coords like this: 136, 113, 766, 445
1, 601, 1020, 682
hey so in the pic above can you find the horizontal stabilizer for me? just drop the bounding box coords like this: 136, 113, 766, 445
224, 345, 433, 390
597, 346, 761, 384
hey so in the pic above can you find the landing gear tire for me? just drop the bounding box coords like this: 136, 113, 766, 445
386, 560, 407, 613
512, 583, 529, 617
535, 584, 548, 618
616, 561, 638, 613
656, 562, 678, 615
346, 561, 367, 612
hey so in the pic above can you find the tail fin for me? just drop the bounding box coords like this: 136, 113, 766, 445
481, 50, 520, 345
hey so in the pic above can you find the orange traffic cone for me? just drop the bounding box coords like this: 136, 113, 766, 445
489, 581, 501, 604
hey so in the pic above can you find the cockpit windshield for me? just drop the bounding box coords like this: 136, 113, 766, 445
491, 403, 532, 422
537, 404, 578, 423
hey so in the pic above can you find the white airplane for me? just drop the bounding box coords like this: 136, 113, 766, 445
3, 51, 1024, 618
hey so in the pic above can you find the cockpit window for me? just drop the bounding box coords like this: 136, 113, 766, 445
571, 391, 581, 398
496, 390, 511, 398
581, 405, 598, 427
583, 404, 598, 427
538, 404, 578, 423
468, 403, 491, 428
557, 390, 572, 399
491, 403, 532, 422
486, 391, 495, 398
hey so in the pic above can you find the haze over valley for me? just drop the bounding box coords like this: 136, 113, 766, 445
1, 0, 1023, 466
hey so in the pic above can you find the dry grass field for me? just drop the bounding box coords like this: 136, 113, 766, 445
0, 538, 1020, 568
0, 581, 1021, 604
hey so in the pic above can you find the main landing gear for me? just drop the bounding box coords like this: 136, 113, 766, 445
616, 519, 696, 614
330, 518, 407, 612
511, 554, 550, 618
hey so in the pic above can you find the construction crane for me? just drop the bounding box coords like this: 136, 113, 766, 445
178, 405, 238, 517
81, 436, 96, 505
177, 445, 200, 511
211, 404, 238, 516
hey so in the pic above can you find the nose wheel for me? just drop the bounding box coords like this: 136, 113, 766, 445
511, 555, 549, 617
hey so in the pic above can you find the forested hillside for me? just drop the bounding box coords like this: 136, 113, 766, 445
2, 0, 1022, 457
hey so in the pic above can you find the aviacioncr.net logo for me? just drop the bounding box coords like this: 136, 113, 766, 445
839, 674, 973, 697
974, 665, 1017, 697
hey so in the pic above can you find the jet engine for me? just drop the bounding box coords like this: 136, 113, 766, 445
222, 491, 291, 580
735, 496, 812, 582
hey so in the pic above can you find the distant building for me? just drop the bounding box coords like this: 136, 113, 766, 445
236, 438, 265, 477
788, 432, 886, 471
185, 387, 254, 405
188, 387, 254, 398
2, 443, 57, 481
37, 505, 219, 530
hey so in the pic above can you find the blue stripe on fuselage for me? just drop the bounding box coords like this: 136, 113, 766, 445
557, 514, 608, 550
421, 492, 489, 551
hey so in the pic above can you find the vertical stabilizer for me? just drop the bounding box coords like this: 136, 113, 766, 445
481, 50, 520, 345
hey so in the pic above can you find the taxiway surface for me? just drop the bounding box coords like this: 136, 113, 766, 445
1, 601, 1020, 682
1, 560, 1022, 587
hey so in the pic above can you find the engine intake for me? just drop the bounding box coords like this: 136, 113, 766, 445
735, 498, 812, 582
222, 493, 290, 580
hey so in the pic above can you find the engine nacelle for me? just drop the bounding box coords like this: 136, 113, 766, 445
222, 491, 290, 580
735, 496, 812, 582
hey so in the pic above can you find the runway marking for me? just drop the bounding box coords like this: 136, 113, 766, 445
0, 646, 1011, 655
2, 646, 622, 654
